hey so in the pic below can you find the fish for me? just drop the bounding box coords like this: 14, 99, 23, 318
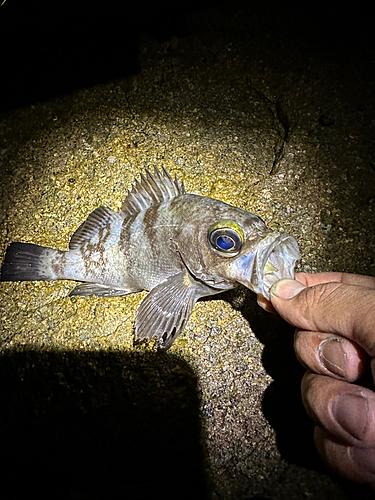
0, 167, 300, 349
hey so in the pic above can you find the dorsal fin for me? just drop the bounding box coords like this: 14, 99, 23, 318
69, 206, 123, 249
120, 166, 186, 216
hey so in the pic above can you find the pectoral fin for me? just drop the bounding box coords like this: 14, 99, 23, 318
70, 283, 136, 297
135, 270, 210, 349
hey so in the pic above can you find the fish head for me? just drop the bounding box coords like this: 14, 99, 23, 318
224, 230, 300, 300
176, 203, 300, 300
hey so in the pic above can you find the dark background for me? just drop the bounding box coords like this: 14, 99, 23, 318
0, 0, 373, 112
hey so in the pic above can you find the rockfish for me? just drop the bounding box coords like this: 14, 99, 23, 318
0, 167, 300, 348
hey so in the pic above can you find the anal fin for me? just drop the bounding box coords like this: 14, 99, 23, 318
69, 283, 135, 297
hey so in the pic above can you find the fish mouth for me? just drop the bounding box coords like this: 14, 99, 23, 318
252, 233, 300, 300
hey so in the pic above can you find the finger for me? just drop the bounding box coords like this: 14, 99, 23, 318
302, 372, 375, 447
270, 279, 375, 356
295, 272, 375, 289
256, 294, 276, 313
258, 272, 375, 312
314, 427, 375, 488
294, 330, 367, 382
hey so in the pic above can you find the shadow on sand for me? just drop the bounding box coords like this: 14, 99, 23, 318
0, 348, 208, 499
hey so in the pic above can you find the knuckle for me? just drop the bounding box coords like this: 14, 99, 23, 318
310, 282, 342, 307
303, 282, 346, 332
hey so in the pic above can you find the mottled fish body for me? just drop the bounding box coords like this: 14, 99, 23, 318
0, 167, 300, 348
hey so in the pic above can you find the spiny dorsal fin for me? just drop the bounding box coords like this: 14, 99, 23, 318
69, 206, 123, 249
120, 166, 186, 216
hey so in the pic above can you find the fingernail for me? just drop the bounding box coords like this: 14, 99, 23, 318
332, 393, 369, 440
319, 338, 346, 378
270, 279, 306, 299
256, 293, 266, 307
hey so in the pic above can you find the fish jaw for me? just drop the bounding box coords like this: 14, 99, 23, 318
228, 233, 300, 300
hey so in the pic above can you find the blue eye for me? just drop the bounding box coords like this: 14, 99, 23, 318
216, 235, 235, 251
208, 223, 243, 256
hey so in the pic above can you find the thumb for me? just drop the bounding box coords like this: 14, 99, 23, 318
269, 279, 375, 357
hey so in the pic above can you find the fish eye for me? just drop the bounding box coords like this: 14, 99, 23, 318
216, 235, 236, 251
208, 220, 244, 256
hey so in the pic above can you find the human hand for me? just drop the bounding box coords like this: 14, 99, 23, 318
258, 272, 375, 487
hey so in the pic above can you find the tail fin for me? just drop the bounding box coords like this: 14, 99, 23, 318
1, 242, 59, 282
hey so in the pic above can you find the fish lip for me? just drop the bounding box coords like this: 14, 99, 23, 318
252, 233, 300, 300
